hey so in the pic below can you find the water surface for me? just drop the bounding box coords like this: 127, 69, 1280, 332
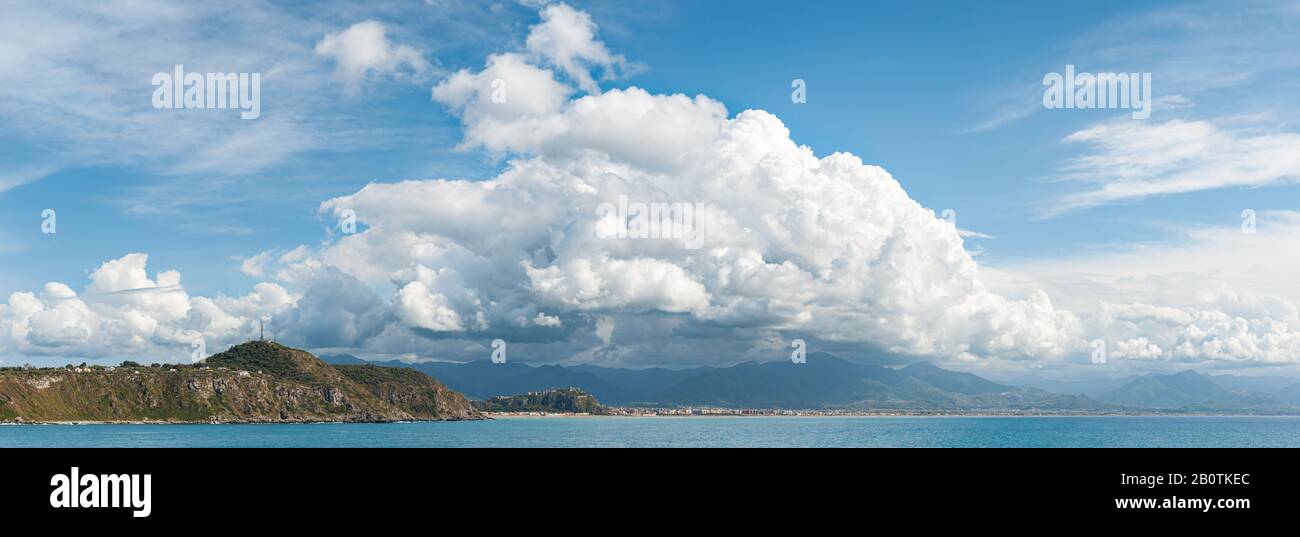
5, 416, 1300, 447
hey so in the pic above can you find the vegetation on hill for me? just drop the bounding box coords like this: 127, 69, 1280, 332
0, 341, 481, 423
335, 364, 477, 419
206, 341, 342, 384
472, 388, 609, 414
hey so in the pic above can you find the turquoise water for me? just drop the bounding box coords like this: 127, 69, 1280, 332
5, 416, 1300, 447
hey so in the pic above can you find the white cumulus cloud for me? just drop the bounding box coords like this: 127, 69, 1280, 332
0, 254, 293, 361
316, 20, 431, 94
313, 7, 1083, 366
524, 2, 635, 93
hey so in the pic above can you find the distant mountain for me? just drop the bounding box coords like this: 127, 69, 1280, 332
322, 352, 1101, 411
474, 364, 632, 402
322, 356, 645, 404
898, 362, 1011, 395
316, 353, 1300, 413
663, 353, 1098, 410
1277, 383, 1300, 406
1098, 370, 1285, 410
999, 374, 1132, 398
665, 352, 898, 408
319, 354, 369, 366
1209, 373, 1300, 393
569, 364, 715, 403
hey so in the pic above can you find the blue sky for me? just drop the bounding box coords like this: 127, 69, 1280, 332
3, 0, 1300, 377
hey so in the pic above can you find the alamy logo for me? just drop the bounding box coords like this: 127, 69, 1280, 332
1043, 65, 1151, 119
595, 195, 710, 250
491, 339, 507, 364
791, 339, 807, 364
152, 64, 261, 119
49, 467, 152, 518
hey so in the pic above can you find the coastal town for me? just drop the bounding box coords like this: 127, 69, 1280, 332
491, 405, 1139, 418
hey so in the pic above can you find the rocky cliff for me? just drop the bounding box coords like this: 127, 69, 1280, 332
0, 341, 481, 423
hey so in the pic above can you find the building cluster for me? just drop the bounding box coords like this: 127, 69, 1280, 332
604, 407, 892, 417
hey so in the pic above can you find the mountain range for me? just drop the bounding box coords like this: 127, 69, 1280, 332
1096, 370, 1300, 410
322, 353, 1300, 413
322, 352, 1097, 411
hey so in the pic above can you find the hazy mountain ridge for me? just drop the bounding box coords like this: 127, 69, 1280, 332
661, 354, 1099, 410
321, 353, 1300, 413
322, 352, 1098, 411
1097, 370, 1300, 411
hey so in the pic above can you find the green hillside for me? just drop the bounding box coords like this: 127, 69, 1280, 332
472, 387, 610, 414
0, 341, 481, 423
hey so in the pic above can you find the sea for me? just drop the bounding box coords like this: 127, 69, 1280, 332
4, 416, 1300, 447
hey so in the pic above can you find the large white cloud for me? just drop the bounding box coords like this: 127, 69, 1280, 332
985, 211, 1300, 369
312, 9, 1084, 366
0, 254, 293, 361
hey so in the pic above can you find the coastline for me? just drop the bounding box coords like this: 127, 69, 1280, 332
11, 413, 1300, 424
0, 416, 488, 425
488, 412, 1300, 419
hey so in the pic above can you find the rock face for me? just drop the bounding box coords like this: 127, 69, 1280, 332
0, 342, 482, 423
334, 365, 480, 420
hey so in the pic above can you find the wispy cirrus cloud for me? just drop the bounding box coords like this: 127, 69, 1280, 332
0, 1, 321, 180
965, 0, 1300, 133
0, 165, 58, 196
1043, 118, 1300, 217
0, 0, 512, 210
